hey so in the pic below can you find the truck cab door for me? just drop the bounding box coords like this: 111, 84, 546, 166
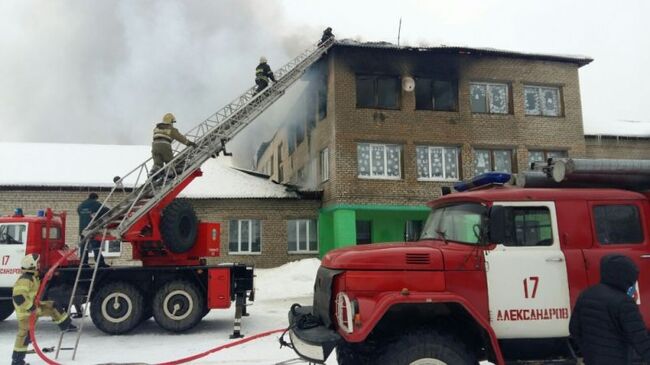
485, 201, 571, 339
0, 223, 28, 288
582, 201, 650, 327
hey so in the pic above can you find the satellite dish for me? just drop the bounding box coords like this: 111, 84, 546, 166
402, 77, 415, 92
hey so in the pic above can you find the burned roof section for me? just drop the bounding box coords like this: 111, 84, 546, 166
333, 39, 593, 67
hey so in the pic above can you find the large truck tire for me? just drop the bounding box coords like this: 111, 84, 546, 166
0, 300, 14, 321
160, 199, 198, 253
152, 280, 204, 332
336, 342, 373, 365
374, 329, 477, 365
90, 281, 144, 334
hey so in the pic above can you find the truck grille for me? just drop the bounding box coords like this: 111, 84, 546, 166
405, 253, 430, 265
312, 267, 342, 329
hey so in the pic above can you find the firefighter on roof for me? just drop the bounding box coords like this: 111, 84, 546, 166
255, 56, 276, 94
12, 254, 76, 365
151, 112, 197, 175
318, 27, 334, 46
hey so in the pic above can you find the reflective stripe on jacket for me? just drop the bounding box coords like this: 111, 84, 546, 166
152, 124, 190, 145
12, 272, 39, 320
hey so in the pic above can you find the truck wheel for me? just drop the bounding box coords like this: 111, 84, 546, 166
153, 280, 204, 332
160, 199, 198, 253
336, 342, 372, 365
0, 300, 14, 321
90, 282, 144, 334
374, 329, 476, 365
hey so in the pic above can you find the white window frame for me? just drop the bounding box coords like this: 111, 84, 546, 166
470, 82, 509, 114
524, 85, 561, 117
357, 143, 402, 180
473, 148, 514, 175
229, 219, 262, 255
416, 146, 460, 182
89, 240, 122, 258
288, 219, 318, 254
320, 147, 329, 182
0, 223, 28, 245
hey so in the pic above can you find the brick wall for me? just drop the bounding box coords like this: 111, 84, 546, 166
329, 47, 587, 206
0, 189, 321, 268
584, 135, 650, 159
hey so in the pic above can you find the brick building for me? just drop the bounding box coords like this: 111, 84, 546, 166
584, 134, 650, 159
0, 143, 320, 268
255, 40, 595, 254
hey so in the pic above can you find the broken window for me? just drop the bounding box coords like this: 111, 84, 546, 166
320, 147, 329, 182
357, 143, 401, 179
416, 146, 459, 181
318, 77, 328, 120
356, 75, 400, 109
473, 148, 514, 175
470, 82, 509, 114
415, 78, 458, 111
295, 122, 305, 147
524, 86, 561, 116
528, 150, 568, 166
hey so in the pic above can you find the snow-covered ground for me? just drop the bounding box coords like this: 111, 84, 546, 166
0, 259, 337, 365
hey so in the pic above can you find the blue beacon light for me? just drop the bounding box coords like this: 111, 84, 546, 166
453, 172, 512, 192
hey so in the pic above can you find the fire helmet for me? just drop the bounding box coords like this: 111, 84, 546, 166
21, 253, 40, 271
259, 56, 267, 64
162, 113, 176, 125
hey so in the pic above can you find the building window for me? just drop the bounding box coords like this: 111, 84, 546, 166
320, 147, 329, 182
357, 143, 402, 179
318, 76, 327, 120
415, 78, 458, 111
356, 75, 400, 109
90, 240, 122, 258
524, 86, 561, 116
0, 224, 27, 245
470, 82, 509, 114
416, 146, 460, 181
593, 205, 643, 245
288, 219, 318, 253
294, 122, 305, 147
356, 220, 372, 244
229, 220, 261, 254
528, 150, 568, 166
278, 165, 284, 182
474, 149, 514, 175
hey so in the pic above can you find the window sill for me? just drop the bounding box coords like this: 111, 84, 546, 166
417, 178, 459, 182
471, 112, 511, 116
227, 252, 262, 256
356, 106, 401, 111
524, 114, 565, 119
288, 251, 319, 255
357, 176, 402, 181
414, 109, 460, 113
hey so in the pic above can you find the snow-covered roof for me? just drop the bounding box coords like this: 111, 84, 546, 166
0, 142, 298, 199
335, 39, 593, 67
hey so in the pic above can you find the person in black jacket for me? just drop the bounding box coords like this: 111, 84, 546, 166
77, 193, 110, 267
570, 254, 650, 364
318, 27, 334, 46
255, 57, 276, 94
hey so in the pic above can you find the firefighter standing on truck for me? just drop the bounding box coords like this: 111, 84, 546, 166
255, 57, 276, 94
151, 112, 197, 175
11, 254, 75, 365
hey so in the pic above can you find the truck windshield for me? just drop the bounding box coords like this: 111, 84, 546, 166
420, 203, 487, 245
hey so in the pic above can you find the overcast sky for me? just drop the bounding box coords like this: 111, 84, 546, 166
1, 0, 648, 152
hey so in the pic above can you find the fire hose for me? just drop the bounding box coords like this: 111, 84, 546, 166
29, 249, 287, 365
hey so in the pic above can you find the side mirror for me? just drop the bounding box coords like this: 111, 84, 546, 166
488, 205, 508, 244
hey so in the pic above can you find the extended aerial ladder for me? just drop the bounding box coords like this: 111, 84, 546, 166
55, 37, 336, 360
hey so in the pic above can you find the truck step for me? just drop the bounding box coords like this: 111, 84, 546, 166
505, 359, 577, 365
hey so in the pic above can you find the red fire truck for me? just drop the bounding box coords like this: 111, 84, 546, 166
0, 202, 253, 335
287, 159, 650, 365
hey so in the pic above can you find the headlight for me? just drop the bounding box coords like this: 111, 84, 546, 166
335, 292, 356, 334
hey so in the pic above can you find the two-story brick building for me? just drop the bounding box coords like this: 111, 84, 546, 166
255, 40, 594, 254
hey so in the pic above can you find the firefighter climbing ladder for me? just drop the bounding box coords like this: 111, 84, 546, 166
56, 37, 336, 360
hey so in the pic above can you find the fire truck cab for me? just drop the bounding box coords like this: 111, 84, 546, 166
287, 161, 650, 365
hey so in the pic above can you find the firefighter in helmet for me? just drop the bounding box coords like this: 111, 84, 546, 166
12, 254, 76, 365
151, 112, 197, 175
255, 56, 276, 94
318, 27, 334, 46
